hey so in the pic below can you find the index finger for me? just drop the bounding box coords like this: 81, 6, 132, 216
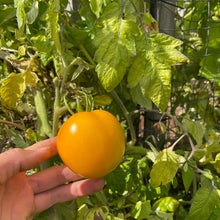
0, 137, 57, 184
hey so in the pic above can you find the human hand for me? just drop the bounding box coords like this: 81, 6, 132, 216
0, 137, 105, 220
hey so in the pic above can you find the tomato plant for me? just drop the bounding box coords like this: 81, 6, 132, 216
57, 110, 125, 178
0, 0, 220, 219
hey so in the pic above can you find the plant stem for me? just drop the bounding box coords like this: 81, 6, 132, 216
111, 90, 137, 145
0, 120, 24, 130
78, 44, 96, 66
52, 77, 61, 137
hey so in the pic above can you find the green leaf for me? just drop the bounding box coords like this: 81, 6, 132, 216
94, 2, 137, 91
182, 164, 194, 192
150, 149, 179, 188
0, 7, 16, 26
46, 0, 61, 55
186, 187, 220, 220
7, 129, 29, 148
182, 119, 206, 145
0, 72, 26, 108
14, 0, 26, 36
89, 0, 102, 18
131, 201, 152, 219
105, 163, 127, 194
128, 32, 189, 112
31, 33, 52, 53
130, 84, 152, 109
200, 53, 220, 86
26, 1, 39, 24
94, 95, 112, 107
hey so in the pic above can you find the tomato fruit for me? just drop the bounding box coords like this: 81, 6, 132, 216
56, 110, 125, 178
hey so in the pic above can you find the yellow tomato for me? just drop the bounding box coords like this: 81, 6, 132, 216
56, 110, 125, 178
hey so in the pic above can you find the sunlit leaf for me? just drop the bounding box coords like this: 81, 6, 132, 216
89, 0, 103, 18
94, 2, 137, 91
131, 201, 151, 219
128, 31, 189, 112
150, 149, 179, 188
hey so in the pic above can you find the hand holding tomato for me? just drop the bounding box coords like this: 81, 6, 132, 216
57, 110, 125, 178
0, 138, 104, 220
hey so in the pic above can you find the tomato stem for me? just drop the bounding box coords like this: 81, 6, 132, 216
111, 90, 137, 145
52, 77, 61, 137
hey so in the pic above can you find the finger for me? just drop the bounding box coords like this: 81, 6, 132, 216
33, 178, 105, 214
0, 137, 57, 184
28, 165, 83, 194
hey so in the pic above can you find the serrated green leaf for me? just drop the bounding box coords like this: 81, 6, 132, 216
150, 149, 179, 188
150, 32, 184, 49
7, 129, 28, 148
128, 31, 189, 112
94, 2, 137, 91
131, 201, 152, 219
182, 119, 205, 145
140, 57, 171, 112
0, 72, 26, 108
186, 187, 220, 220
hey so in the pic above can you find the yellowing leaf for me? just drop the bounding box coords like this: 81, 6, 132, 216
24, 70, 39, 87
150, 149, 179, 188
0, 68, 39, 109
0, 72, 26, 108
128, 31, 189, 112
94, 95, 112, 107
94, 2, 137, 91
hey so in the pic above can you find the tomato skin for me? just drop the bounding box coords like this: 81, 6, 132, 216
56, 110, 125, 178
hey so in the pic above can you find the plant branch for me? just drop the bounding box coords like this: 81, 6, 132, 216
0, 120, 24, 130
111, 90, 137, 145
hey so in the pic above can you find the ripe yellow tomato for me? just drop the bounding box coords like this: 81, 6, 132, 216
56, 110, 125, 178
